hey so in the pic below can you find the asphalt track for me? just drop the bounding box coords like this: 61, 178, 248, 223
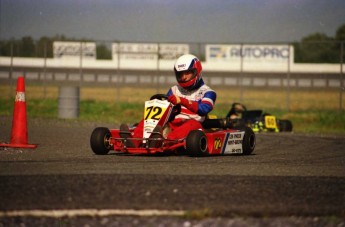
0, 117, 344, 226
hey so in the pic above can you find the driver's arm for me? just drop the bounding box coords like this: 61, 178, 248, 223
167, 90, 216, 116
196, 91, 216, 116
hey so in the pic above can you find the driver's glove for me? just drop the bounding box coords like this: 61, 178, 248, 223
168, 95, 181, 105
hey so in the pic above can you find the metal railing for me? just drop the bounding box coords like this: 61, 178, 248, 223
0, 40, 344, 111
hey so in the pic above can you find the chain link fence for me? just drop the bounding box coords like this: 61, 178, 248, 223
0, 40, 344, 111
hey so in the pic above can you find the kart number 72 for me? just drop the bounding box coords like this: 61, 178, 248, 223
144, 106, 163, 120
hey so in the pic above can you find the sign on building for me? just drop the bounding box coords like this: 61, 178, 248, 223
206, 44, 291, 63
112, 43, 189, 60
113, 43, 158, 60
159, 44, 189, 60
53, 41, 96, 59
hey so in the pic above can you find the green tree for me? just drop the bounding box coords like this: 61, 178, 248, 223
294, 33, 338, 63
96, 44, 112, 60
36, 36, 54, 58
335, 24, 345, 63
0, 40, 13, 56
20, 36, 35, 57
335, 24, 345, 41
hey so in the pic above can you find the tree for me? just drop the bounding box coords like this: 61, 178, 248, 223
36, 36, 54, 58
20, 36, 35, 57
96, 44, 112, 60
294, 33, 338, 63
335, 24, 345, 63
0, 40, 13, 56
335, 24, 345, 41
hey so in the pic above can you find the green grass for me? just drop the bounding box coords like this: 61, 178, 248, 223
1, 84, 344, 135
81, 100, 143, 124
1, 98, 57, 118
1, 97, 344, 135
0, 98, 143, 124
285, 110, 345, 134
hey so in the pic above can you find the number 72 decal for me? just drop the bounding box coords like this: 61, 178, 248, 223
144, 106, 164, 120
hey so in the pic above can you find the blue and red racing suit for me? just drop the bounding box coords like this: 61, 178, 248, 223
132, 78, 216, 144
165, 78, 216, 139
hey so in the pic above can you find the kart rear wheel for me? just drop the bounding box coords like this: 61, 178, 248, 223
242, 126, 256, 155
279, 120, 293, 132
90, 127, 112, 155
186, 130, 208, 156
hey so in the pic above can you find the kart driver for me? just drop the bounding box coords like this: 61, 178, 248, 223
120, 54, 217, 148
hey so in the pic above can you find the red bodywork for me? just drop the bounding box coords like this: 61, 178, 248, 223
108, 128, 238, 155
90, 97, 255, 156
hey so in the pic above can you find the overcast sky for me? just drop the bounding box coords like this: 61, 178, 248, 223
1, 0, 344, 43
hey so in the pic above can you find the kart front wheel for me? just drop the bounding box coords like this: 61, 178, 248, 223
186, 130, 208, 156
90, 127, 112, 155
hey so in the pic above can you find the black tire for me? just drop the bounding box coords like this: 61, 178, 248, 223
186, 130, 208, 156
90, 127, 112, 155
279, 120, 293, 132
242, 126, 256, 155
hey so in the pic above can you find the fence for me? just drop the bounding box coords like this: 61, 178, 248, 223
0, 40, 344, 111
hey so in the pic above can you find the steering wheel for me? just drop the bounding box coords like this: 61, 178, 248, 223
150, 94, 168, 100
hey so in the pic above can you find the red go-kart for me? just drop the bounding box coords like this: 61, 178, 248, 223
90, 94, 256, 156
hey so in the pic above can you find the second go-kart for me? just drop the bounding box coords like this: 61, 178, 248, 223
226, 103, 293, 133
90, 94, 256, 156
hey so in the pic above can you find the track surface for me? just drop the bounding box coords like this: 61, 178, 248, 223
0, 117, 344, 226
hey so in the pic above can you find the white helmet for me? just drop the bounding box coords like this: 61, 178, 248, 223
174, 54, 202, 90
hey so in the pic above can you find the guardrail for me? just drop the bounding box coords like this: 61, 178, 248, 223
0, 66, 343, 90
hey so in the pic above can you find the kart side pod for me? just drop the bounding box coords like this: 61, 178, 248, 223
205, 127, 256, 155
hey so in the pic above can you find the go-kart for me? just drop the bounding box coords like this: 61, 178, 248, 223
226, 103, 293, 133
90, 95, 256, 156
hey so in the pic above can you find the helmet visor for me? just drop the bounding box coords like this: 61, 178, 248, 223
175, 69, 197, 83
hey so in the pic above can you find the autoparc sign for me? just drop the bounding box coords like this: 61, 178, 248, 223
53, 41, 96, 59
206, 44, 291, 62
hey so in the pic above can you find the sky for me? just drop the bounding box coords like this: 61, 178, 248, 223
0, 0, 345, 43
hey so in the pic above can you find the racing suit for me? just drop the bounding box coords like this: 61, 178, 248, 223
132, 78, 216, 144
165, 78, 216, 139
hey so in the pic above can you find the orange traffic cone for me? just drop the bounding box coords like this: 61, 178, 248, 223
0, 76, 37, 148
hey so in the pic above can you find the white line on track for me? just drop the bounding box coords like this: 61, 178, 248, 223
0, 209, 186, 218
